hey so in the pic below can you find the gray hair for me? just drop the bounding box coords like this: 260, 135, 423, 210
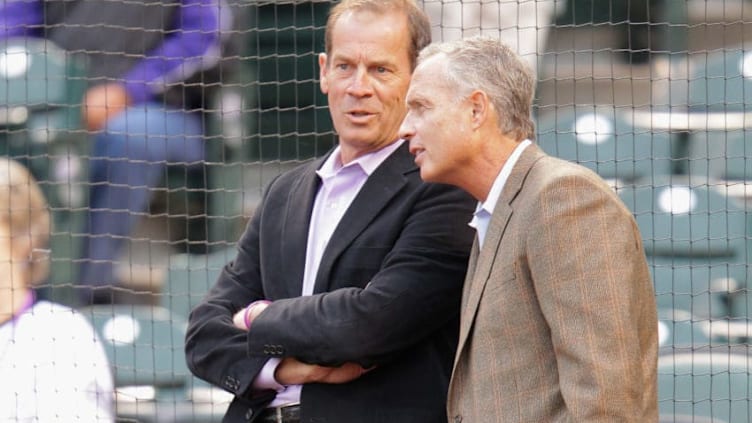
418, 36, 536, 141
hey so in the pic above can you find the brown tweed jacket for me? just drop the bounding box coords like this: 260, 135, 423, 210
447, 144, 658, 423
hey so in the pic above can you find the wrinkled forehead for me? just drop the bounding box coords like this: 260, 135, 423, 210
328, 9, 411, 65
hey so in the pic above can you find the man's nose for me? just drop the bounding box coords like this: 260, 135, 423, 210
346, 68, 374, 97
399, 115, 414, 141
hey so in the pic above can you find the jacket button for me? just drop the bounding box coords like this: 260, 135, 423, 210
245, 408, 253, 420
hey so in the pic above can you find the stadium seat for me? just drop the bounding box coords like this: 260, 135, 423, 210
658, 308, 713, 350
201, 2, 340, 248
81, 304, 230, 422
672, 49, 752, 188
656, 307, 752, 349
658, 346, 752, 423
536, 106, 676, 184
688, 129, 752, 184
0, 38, 89, 305
0, 37, 88, 208
161, 246, 237, 320
243, 2, 337, 161
618, 178, 751, 318
656, 48, 752, 125
686, 48, 752, 114
683, 49, 752, 193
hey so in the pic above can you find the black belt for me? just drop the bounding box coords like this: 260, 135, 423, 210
257, 404, 301, 423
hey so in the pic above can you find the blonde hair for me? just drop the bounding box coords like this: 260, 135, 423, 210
0, 158, 51, 285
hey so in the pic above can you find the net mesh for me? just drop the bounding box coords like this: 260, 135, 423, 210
0, 0, 750, 421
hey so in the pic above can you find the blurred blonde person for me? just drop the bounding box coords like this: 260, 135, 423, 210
0, 158, 114, 422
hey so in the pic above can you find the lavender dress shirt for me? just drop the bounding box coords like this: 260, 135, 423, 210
253, 140, 405, 407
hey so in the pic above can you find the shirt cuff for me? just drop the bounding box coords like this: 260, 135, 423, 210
245, 300, 272, 330
252, 358, 286, 392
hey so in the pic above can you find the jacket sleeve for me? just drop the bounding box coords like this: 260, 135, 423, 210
184, 183, 275, 403
0, 0, 43, 39
527, 171, 658, 420
246, 183, 475, 367
122, 0, 226, 104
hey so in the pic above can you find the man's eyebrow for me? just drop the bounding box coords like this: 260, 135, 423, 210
406, 93, 428, 107
369, 58, 397, 68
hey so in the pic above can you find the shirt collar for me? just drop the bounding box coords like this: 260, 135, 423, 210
475, 139, 532, 218
318, 139, 405, 179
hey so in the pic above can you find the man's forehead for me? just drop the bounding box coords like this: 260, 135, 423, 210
413, 59, 443, 84
406, 72, 434, 101
328, 10, 411, 64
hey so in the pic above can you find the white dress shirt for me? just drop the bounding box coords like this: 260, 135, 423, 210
469, 139, 531, 248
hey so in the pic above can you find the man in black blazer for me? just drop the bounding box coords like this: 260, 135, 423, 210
184, 1, 475, 422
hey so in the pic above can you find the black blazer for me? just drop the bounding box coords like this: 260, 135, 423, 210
185, 143, 475, 423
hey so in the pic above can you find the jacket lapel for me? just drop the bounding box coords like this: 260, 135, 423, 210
281, 155, 326, 297
455, 144, 546, 358
312, 143, 413, 294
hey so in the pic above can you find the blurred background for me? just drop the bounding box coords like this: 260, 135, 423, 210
3, 0, 752, 421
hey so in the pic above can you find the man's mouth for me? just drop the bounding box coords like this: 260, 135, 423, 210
410, 146, 426, 164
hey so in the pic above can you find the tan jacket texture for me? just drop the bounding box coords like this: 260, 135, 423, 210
447, 144, 658, 423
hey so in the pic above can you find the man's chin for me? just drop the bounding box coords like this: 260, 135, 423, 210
419, 167, 439, 183
337, 131, 374, 147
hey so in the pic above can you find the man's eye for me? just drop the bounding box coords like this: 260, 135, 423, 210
410, 104, 425, 114
337, 64, 349, 70
376, 66, 387, 73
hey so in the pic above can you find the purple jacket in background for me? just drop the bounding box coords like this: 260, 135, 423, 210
0, 0, 228, 106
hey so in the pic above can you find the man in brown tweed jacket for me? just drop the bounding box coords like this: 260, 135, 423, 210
399, 36, 658, 423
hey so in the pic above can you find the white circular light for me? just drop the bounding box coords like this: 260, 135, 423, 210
0, 45, 32, 78
102, 314, 141, 345
573, 113, 614, 145
116, 386, 157, 402
658, 320, 669, 346
53, 155, 82, 181
657, 186, 697, 215
740, 51, 752, 79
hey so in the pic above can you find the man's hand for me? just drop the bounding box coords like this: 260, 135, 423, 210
82, 83, 131, 131
274, 357, 371, 385
232, 301, 270, 331
232, 301, 372, 384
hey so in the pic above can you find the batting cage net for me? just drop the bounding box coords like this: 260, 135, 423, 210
0, 0, 750, 421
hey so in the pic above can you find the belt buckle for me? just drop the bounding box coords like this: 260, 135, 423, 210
272, 403, 299, 423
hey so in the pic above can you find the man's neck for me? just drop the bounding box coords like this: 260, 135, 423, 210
338, 139, 399, 165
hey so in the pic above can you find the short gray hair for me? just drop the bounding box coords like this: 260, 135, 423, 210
418, 36, 536, 141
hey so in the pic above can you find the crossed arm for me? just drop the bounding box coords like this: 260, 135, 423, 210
231, 302, 370, 385
185, 180, 474, 401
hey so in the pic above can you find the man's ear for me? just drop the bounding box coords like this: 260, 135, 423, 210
319, 53, 329, 95
468, 90, 490, 129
